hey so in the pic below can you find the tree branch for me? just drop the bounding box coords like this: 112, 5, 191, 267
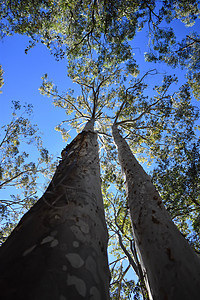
117, 230, 139, 275
114, 69, 157, 124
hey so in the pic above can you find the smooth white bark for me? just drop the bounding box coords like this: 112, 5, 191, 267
0, 121, 110, 300
112, 124, 200, 300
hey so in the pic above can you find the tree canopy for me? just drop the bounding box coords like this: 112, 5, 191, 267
0, 100, 56, 244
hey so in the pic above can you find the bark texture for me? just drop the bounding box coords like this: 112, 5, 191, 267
112, 124, 200, 300
0, 120, 110, 300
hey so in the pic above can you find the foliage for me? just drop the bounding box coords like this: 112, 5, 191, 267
0, 0, 139, 61
0, 101, 56, 244
39, 53, 128, 137
1, 1, 199, 64
152, 139, 200, 253
145, 30, 200, 98
1, 0, 200, 104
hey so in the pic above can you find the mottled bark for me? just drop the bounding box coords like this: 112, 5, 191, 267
0, 120, 110, 300
112, 124, 200, 300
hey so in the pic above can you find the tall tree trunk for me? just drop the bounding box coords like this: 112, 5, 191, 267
0, 119, 110, 300
112, 124, 200, 300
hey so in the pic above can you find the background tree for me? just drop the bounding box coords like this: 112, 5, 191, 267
0, 101, 55, 244
152, 139, 200, 253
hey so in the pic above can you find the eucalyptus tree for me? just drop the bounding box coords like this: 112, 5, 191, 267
112, 123, 200, 299
0, 110, 110, 299
108, 70, 200, 298
105, 78, 200, 299
0, 101, 55, 244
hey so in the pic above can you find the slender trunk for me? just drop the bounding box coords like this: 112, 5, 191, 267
112, 124, 200, 300
0, 119, 110, 300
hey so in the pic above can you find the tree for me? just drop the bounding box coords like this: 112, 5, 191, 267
0, 118, 110, 300
152, 140, 200, 253
0, 101, 55, 244
112, 124, 200, 299
105, 70, 200, 298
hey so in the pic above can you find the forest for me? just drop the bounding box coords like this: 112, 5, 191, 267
0, 1, 200, 299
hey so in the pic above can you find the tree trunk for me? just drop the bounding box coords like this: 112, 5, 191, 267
0, 120, 110, 300
112, 124, 200, 300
